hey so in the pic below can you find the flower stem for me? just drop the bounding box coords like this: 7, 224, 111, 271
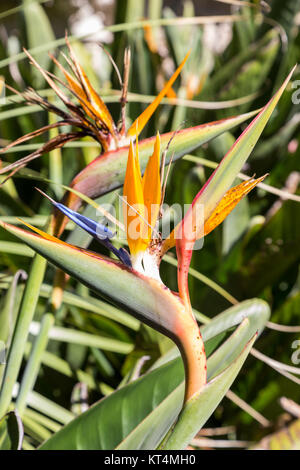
176, 315, 207, 402
158, 316, 207, 450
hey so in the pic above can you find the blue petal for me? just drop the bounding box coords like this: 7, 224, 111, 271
56, 203, 115, 241
39, 190, 132, 267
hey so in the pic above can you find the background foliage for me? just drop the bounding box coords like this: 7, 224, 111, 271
0, 0, 300, 450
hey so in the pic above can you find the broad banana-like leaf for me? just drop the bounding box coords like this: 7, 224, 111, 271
38, 299, 268, 450
51, 109, 259, 236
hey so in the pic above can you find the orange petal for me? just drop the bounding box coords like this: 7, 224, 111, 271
76, 61, 116, 135
123, 141, 146, 256
203, 175, 267, 237
142, 132, 161, 237
127, 50, 190, 138
163, 175, 267, 254
166, 86, 177, 99
63, 40, 116, 135
51, 55, 95, 120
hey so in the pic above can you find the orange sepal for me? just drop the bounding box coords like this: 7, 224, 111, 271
52, 56, 97, 121
76, 61, 116, 135
123, 141, 146, 256
127, 50, 190, 138
163, 175, 267, 254
203, 175, 267, 237
142, 132, 161, 238
172, 175, 267, 310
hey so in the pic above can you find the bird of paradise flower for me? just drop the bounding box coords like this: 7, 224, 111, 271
0, 36, 265, 242
0, 37, 295, 406
0, 59, 294, 400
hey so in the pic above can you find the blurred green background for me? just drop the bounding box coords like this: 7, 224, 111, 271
0, 0, 300, 450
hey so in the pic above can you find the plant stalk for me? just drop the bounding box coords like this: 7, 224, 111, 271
0, 254, 47, 418
175, 314, 207, 402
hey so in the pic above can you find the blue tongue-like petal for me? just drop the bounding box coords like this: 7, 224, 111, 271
37, 189, 132, 267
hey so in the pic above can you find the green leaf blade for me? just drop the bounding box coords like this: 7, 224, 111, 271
38, 299, 269, 450
162, 334, 257, 450
194, 66, 296, 222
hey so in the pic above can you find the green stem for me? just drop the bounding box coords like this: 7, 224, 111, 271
0, 254, 47, 418
48, 108, 63, 199
16, 313, 54, 416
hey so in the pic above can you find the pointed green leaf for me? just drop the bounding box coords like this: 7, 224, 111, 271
188, 67, 296, 226
173, 68, 295, 298
117, 300, 270, 450
39, 356, 184, 450
16, 313, 54, 416
161, 334, 257, 450
0, 253, 47, 419
38, 299, 269, 450
116, 318, 253, 450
